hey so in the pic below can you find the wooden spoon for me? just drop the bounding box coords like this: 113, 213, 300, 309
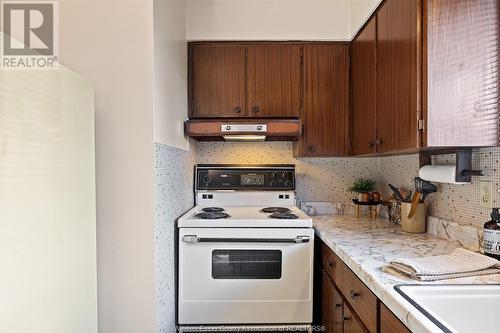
407, 191, 421, 219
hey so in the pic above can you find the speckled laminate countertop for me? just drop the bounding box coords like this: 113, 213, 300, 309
313, 215, 500, 333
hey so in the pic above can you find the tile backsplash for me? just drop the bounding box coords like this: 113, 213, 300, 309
197, 142, 500, 229
378, 147, 500, 229
155, 142, 197, 333
197, 142, 380, 203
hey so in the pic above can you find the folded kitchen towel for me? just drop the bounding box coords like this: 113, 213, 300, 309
385, 248, 500, 281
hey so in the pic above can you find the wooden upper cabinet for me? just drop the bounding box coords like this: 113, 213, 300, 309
246, 45, 302, 118
189, 44, 246, 118
376, 0, 420, 153
294, 44, 349, 157
351, 17, 377, 156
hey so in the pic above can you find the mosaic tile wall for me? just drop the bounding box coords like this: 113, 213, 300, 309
197, 143, 500, 229
378, 147, 500, 229
154, 142, 197, 333
196, 142, 380, 203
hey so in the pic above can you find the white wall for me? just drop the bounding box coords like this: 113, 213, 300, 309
154, 0, 189, 150
350, 0, 382, 38
58, 1, 157, 332
187, 0, 352, 41
0, 59, 97, 333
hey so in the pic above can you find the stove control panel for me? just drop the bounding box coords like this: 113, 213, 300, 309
196, 165, 295, 190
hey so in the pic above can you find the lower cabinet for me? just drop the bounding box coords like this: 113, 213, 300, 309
343, 305, 367, 333
380, 303, 411, 333
315, 237, 410, 333
320, 270, 366, 333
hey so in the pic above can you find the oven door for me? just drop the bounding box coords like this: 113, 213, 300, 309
178, 228, 314, 325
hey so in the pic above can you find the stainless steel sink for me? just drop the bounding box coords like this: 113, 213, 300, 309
395, 284, 500, 333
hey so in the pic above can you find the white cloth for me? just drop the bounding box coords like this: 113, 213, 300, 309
385, 248, 500, 281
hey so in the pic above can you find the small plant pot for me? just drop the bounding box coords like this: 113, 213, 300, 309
371, 192, 381, 202
358, 192, 370, 203
400, 202, 426, 233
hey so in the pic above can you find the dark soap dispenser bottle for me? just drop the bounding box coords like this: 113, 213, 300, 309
483, 208, 500, 260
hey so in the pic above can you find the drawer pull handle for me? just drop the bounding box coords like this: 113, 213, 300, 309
350, 290, 360, 299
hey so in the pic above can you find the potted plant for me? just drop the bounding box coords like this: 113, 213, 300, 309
348, 178, 377, 202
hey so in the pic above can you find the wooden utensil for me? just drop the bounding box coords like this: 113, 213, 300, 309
408, 177, 426, 219
407, 191, 422, 219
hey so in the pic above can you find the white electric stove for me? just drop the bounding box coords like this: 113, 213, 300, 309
178, 165, 313, 332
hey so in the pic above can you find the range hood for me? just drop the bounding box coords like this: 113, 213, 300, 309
185, 119, 301, 142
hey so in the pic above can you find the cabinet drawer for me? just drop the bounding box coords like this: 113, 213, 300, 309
331, 252, 377, 333
319, 240, 339, 279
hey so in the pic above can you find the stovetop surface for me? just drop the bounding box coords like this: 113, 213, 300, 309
178, 205, 312, 228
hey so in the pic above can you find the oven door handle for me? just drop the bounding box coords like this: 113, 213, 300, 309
182, 235, 310, 244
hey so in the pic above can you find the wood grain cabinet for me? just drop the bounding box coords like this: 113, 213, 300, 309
293, 44, 350, 157
189, 44, 246, 118
351, 0, 420, 155
315, 237, 410, 333
351, 17, 377, 156
189, 43, 302, 119
380, 303, 411, 333
319, 270, 367, 333
376, 0, 420, 153
246, 45, 302, 118
351, 0, 499, 155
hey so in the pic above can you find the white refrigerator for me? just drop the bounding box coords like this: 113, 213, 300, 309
0, 63, 97, 332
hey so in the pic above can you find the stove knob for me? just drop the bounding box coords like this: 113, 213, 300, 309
202, 175, 211, 184
226, 125, 231, 131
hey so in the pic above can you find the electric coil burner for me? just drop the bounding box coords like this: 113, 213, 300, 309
194, 212, 230, 219
201, 207, 225, 213
178, 165, 313, 332
260, 207, 291, 214
269, 212, 299, 219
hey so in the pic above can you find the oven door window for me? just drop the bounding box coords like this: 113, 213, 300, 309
212, 250, 282, 279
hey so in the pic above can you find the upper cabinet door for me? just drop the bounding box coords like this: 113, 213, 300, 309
296, 44, 349, 157
376, 0, 420, 153
426, 0, 499, 147
190, 44, 246, 118
246, 45, 302, 118
351, 18, 377, 156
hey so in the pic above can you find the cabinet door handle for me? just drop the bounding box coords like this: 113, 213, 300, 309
368, 142, 374, 148
327, 261, 335, 269
343, 316, 350, 322
233, 106, 242, 114
307, 145, 315, 153
375, 139, 383, 145
252, 106, 260, 113
334, 303, 342, 308
350, 290, 360, 299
